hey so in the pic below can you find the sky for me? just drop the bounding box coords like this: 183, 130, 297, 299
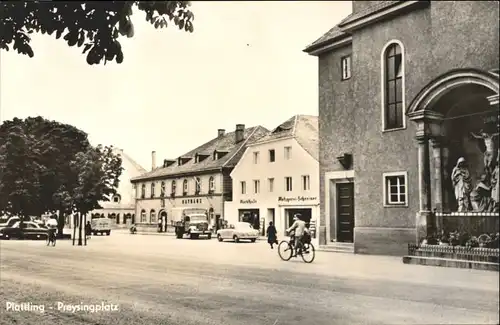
0, 1, 352, 170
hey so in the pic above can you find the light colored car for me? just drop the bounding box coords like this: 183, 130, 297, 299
217, 222, 260, 243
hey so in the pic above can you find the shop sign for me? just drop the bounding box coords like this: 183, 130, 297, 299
240, 199, 257, 204
277, 196, 317, 203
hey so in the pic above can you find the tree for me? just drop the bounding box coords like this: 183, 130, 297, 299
0, 1, 194, 65
0, 124, 45, 230
0, 117, 92, 235
71, 145, 123, 245
0, 117, 122, 244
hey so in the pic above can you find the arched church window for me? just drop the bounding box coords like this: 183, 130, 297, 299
382, 41, 405, 131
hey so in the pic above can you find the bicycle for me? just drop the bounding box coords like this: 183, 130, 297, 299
278, 232, 315, 263
46, 229, 56, 247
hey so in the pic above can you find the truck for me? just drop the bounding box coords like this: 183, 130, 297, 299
91, 217, 112, 236
172, 207, 212, 239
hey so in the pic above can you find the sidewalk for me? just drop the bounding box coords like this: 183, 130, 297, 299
115, 228, 268, 240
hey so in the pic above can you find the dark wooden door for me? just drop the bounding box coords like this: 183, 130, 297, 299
336, 182, 354, 243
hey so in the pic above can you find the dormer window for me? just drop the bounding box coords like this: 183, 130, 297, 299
163, 159, 176, 168
213, 150, 229, 160
195, 153, 210, 163
178, 157, 192, 165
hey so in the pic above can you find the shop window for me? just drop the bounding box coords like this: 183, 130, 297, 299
383, 171, 408, 206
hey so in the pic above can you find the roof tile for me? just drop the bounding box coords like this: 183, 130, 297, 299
252, 115, 318, 161
131, 126, 269, 181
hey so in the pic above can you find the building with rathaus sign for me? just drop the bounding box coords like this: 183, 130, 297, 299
225, 115, 320, 246
304, 1, 499, 255
130, 124, 268, 233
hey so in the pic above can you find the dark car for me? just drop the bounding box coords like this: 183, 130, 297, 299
0, 221, 48, 240
0, 216, 21, 229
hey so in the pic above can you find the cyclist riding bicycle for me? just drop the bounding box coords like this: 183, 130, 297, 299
286, 213, 310, 257
46, 216, 58, 242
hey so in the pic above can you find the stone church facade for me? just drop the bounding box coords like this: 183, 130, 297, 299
304, 1, 499, 255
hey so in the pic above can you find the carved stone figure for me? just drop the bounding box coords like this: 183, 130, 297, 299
491, 151, 499, 205
471, 130, 499, 174
470, 174, 495, 212
451, 157, 472, 212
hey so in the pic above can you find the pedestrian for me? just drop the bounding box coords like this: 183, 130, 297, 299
158, 218, 163, 233
85, 221, 92, 240
266, 221, 278, 249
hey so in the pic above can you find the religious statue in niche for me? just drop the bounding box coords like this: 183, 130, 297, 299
470, 174, 495, 212
451, 157, 473, 212
491, 152, 499, 206
451, 128, 499, 213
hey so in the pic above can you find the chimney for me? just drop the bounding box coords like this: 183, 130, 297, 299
218, 129, 225, 137
151, 151, 156, 171
235, 124, 245, 143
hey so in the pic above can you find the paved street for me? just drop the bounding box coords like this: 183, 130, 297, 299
1, 232, 498, 325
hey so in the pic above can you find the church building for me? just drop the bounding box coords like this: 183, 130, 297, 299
304, 1, 499, 255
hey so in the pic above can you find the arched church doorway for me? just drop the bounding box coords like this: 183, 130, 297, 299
407, 68, 499, 241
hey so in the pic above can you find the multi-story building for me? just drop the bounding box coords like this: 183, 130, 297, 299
304, 1, 499, 255
68, 148, 146, 228
225, 115, 319, 246
130, 124, 269, 233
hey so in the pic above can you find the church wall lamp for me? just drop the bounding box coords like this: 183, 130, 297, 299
336, 153, 353, 170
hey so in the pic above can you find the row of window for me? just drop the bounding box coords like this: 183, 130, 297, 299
340, 41, 405, 131
139, 177, 216, 198
240, 175, 310, 194
252, 146, 292, 164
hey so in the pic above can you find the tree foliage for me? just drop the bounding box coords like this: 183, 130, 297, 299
0, 117, 123, 232
0, 1, 194, 65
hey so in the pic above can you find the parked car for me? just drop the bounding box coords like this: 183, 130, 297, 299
0, 221, 48, 240
0, 216, 21, 229
216, 222, 260, 243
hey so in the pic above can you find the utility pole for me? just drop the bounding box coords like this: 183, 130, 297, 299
78, 213, 83, 246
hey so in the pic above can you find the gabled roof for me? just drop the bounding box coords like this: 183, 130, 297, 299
304, 26, 350, 52
114, 148, 146, 174
131, 126, 269, 181
337, 1, 400, 27
304, 1, 405, 53
252, 115, 319, 161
